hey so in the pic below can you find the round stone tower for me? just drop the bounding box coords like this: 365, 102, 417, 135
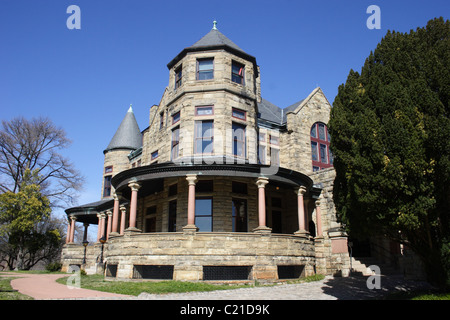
101, 106, 142, 199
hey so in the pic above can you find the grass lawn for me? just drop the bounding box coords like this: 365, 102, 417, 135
56, 274, 250, 296
0, 276, 33, 300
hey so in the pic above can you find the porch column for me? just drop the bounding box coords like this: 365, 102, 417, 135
253, 177, 271, 234
99, 212, 106, 240
127, 181, 141, 232
119, 205, 127, 235
183, 174, 198, 233
66, 221, 71, 244
96, 213, 102, 242
111, 192, 121, 233
294, 186, 308, 236
315, 200, 323, 238
106, 210, 112, 240
69, 215, 76, 243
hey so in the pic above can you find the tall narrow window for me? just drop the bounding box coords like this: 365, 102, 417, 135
171, 126, 180, 160
103, 176, 112, 197
232, 122, 246, 157
197, 58, 214, 80
270, 147, 280, 166
159, 112, 164, 129
195, 120, 214, 154
172, 111, 180, 125
258, 145, 266, 164
168, 200, 177, 232
231, 61, 245, 84
175, 66, 182, 89
195, 197, 213, 232
310, 122, 333, 170
232, 199, 247, 232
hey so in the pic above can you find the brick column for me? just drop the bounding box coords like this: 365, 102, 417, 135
106, 210, 112, 240
315, 199, 323, 238
127, 181, 141, 232
111, 192, 121, 234
253, 177, 271, 234
69, 215, 76, 243
183, 174, 198, 233
119, 205, 127, 235
294, 186, 308, 236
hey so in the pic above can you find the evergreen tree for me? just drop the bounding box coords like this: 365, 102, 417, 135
329, 17, 450, 287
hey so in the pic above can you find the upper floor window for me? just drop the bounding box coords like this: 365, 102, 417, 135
231, 61, 245, 84
151, 150, 159, 160
310, 122, 333, 171
232, 122, 246, 157
197, 58, 214, 80
103, 175, 112, 197
172, 111, 180, 125
175, 66, 182, 89
195, 120, 214, 154
171, 126, 180, 160
104, 166, 113, 174
195, 106, 214, 116
159, 112, 164, 129
232, 108, 246, 121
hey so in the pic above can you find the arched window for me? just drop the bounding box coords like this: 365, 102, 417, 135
310, 122, 333, 171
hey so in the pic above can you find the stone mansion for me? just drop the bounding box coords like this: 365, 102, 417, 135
61, 22, 351, 281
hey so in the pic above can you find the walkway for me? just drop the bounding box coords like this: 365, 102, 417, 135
1, 272, 130, 300
1, 272, 433, 300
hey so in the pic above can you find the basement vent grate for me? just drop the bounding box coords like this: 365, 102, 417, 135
133, 265, 174, 280
203, 266, 252, 280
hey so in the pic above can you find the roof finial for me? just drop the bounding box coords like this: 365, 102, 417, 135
128, 104, 133, 112
212, 20, 217, 30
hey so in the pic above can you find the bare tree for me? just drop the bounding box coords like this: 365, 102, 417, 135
0, 117, 84, 207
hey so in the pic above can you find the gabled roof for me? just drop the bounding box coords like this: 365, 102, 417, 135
257, 98, 305, 125
104, 106, 142, 154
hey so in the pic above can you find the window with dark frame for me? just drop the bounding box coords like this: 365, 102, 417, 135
231, 61, 245, 84
151, 150, 159, 160
195, 120, 214, 154
197, 58, 214, 80
159, 112, 164, 129
310, 122, 333, 171
104, 166, 113, 174
103, 175, 112, 197
175, 65, 182, 89
232, 198, 247, 232
168, 200, 177, 232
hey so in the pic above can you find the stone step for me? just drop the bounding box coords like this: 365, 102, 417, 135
350, 257, 399, 276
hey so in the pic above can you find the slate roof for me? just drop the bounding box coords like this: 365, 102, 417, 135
258, 98, 304, 125
167, 22, 256, 71
104, 106, 142, 153
190, 28, 245, 54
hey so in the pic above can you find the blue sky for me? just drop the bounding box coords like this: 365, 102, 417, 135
0, 0, 448, 228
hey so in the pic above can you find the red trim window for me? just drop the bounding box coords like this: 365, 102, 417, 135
310, 122, 333, 171
232, 108, 246, 121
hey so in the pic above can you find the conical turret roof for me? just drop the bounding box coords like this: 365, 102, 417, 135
104, 106, 142, 153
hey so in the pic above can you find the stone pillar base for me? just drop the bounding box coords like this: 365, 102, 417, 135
294, 230, 310, 238
109, 231, 120, 238
183, 224, 199, 234
124, 227, 142, 234
253, 226, 272, 234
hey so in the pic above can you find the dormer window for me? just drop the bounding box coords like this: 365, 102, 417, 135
197, 58, 214, 80
231, 61, 244, 84
175, 66, 182, 89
